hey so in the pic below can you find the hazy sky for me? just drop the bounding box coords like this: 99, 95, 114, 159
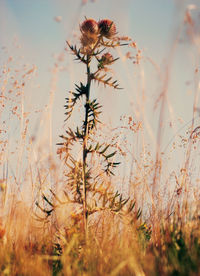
1, 0, 200, 182
1, 0, 176, 63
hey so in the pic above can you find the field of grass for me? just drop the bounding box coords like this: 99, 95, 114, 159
1, 1, 200, 275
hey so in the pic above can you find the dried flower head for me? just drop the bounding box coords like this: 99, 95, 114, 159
80, 18, 99, 36
98, 19, 116, 38
80, 35, 98, 54
80, 34, 97, 47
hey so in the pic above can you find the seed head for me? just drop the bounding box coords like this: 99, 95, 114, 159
98, 19, 116, 38
80, 19, 99, 35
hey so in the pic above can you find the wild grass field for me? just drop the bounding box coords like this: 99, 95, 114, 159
0, 0, 200, 275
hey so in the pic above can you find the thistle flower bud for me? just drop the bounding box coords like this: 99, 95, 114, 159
98, 19, 116, 38
80, 19, 99, 35
98, 52, 114, 69
101, 53, 114, 64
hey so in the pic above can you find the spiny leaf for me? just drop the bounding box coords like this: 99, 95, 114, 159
75, 127, 84, 139
85, 99, 102, 130
137, 208, 142, 219
105, 151, 117, 160
92, 72, 122, 89
65, 83, 87, 120
128, 200, 136, 212
99, 145, 110, 154
66, 41, 87, 64
42, 194, 55, 208
95, 142, 101, 151
75, 82, 88, 94
35, 202, 53, 217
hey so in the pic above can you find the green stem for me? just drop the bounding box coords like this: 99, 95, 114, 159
82, 55, 91, 238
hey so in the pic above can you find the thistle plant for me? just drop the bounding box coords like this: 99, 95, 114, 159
56, 18, 141, 238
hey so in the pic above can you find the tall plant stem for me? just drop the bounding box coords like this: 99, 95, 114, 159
82, 56, 91, 238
